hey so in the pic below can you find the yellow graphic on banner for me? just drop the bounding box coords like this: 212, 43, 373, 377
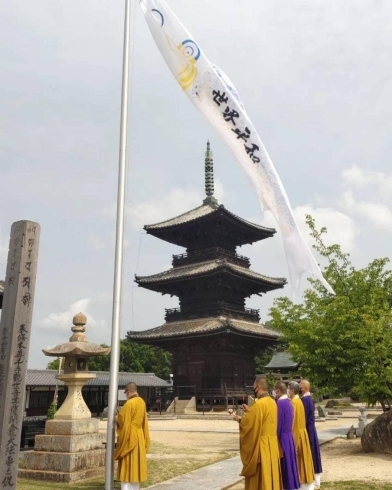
177, 60, 197, 91
176, 39, 200, 91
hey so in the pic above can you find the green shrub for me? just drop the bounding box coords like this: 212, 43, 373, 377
47, 402, 57, 420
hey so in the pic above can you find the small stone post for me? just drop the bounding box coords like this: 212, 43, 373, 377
0, 221, 40, 489
357, 406, 369, 437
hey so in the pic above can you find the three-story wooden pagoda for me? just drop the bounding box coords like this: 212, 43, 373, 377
127, 143, 286, 409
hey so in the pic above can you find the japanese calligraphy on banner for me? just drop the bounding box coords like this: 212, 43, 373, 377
140, 0, 334, 301
0, 221, 40, 489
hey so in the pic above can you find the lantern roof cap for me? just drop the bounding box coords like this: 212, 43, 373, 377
42, 312, 111, 358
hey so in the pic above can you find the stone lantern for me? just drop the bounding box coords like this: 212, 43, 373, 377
42, 312, 110, 420
20, 313, 111, 483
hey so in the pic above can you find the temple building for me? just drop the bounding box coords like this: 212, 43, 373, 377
127, 143, 286, 409
263, 348, 300, 382
23, 369, 171, 418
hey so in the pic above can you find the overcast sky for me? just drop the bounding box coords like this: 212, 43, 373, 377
1, 0, 391, 368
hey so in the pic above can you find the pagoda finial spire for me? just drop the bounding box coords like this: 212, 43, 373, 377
203, 140, 218, 206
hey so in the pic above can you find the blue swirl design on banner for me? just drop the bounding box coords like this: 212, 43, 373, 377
152, 8, 164, 26
180, 39, 201, 61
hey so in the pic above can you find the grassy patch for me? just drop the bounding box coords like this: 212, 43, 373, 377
17, 453, 234, 489
323, 482, 392, 490
141, 454, 233, 487
147, 440, 195, 455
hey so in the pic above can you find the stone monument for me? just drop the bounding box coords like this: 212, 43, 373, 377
0, 220, 40, 489
20, 312, 110, 483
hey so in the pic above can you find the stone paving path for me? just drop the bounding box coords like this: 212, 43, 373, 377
318, 426, 349, 445
145, 426, 350, 490
145, 456, 242, 490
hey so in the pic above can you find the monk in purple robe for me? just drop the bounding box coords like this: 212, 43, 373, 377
274, 381, 300, 490
300, 380, 322, 490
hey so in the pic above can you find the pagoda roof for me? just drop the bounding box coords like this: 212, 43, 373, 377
146, 202, 218, 229
144, 202, 276, 247
127, 316, 281, 342
136, 259, 286, 292
264, 351, 299, 370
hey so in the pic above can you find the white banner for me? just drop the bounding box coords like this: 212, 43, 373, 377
140, 0, 334, 301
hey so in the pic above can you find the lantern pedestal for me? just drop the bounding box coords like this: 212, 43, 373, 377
54, 372, 95, 420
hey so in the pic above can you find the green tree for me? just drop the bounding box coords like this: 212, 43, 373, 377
47, 402, 57, 420
46, 358, 60, 370
47, 339, 172, 380
268, 215, 392, 410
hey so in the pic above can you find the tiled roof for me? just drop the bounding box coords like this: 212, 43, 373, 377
264, 351, 299, 369
145, 203, 217, 229
136, 259, 286, 287
26, 370, 171, 387
127, 316, 281, 341
144, 203, 275, 235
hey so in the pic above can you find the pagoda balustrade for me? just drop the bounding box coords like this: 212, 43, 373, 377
172, 246, 250, 268
165, 300, 260, 323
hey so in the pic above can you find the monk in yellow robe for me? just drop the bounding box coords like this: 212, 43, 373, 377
234, 376, 282, 490
287, 381, 315, 490
114, 382, 150, 490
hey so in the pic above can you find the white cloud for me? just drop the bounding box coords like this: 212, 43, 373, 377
342, 165, 392, 200
251, 205, 357, 253
341, 166, 392, 229
294, 204, 357, 253
127, 188, 200, 230
342, 165, 370, 187
126, 180, 225, 230
343, 191, 392, 229
213, 179, 225, 203
39, 297, 106, 333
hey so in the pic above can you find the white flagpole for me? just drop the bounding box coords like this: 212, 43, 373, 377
105, 0, 134, 488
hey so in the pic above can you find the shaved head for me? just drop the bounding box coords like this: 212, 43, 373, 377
299, 379, 310, 394
274, 381, 287, 399
254, 376, 269, 392
125, 382, 137, 393
274, 381, 287, 393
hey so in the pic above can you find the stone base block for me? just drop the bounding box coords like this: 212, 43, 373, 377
24, 448, 105, 473
34, 432, 105, 452
19, 466, 105, 483
45, 418, 99, 435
